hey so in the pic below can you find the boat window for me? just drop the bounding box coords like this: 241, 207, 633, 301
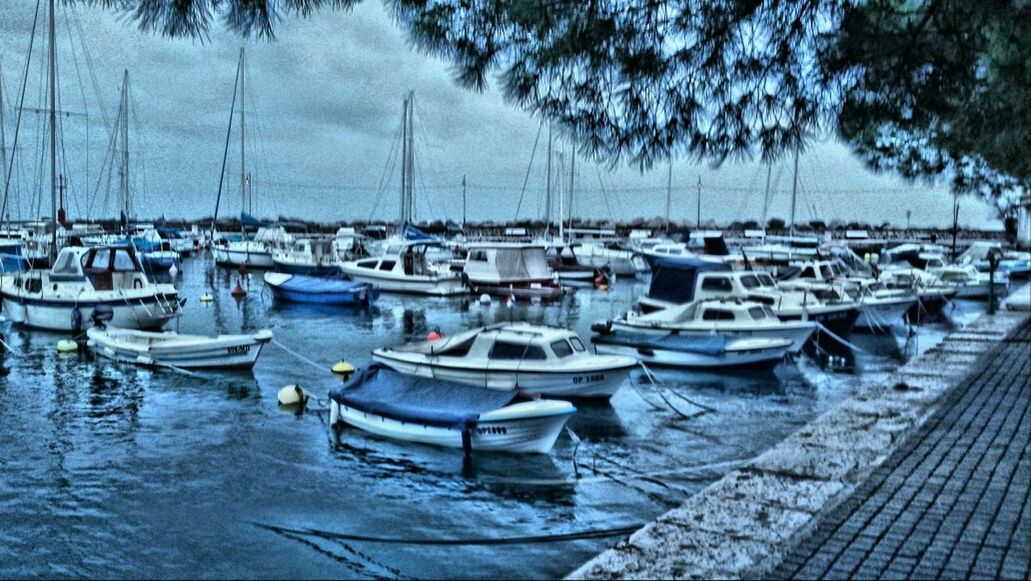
378, 260, 396, 271
569, 337, 586, 352
113, 250, 137, 271
89, 248, 111, 270
468, 250, 488, 262
800, 266, 817, 279
702, 309, 736, 321
27, 278, 42, 293
740, 275, 760, 289
551, 340, 574, 358
357, 260, 377, 269
748, 306, 768, 320
819, 265, 834, 279
700, 276, 733, 292
758, 273, 777, 287
52, 252, 80, 276
489, 341, 546, 360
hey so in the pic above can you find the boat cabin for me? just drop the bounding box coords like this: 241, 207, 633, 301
399, 323, 590, 362
350, 241, 442, 276
462, 243, 556, 284
44, 245, 150, 291
650, 300, 779, 325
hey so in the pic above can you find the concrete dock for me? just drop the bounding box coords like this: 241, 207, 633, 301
569, 311, 1029, 579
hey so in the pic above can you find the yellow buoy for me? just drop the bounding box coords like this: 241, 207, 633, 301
200, 293, 214, 302
332, 361, 355, 376
277, 384, 309, 406
56, 339, 78, 353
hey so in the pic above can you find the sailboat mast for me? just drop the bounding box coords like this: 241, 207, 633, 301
48, 0, 57, 260
544, 124, 552, 238
240, 48, 246, 225
120, 70, 130, 222
400, 95, 408, 226
761, 162, 772, 227
0, 64, 7, 204
567, 143, 575, 240
406, 91, 414, 223
790, 147, 799, 237
665, 162, 672, 233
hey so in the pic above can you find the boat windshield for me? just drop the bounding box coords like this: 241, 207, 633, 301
740, 274, 760, 289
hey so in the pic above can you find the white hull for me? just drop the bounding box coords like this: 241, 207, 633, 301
329, 399, 573, 454
856, 297, 918, 330
609, 321, 815, 353
593, 338, 790, 369
87, 327, 272, 369
340, 265, 467, 296
1, 292, 178, 332
576, 249, 639, 277
213, 247, 274, 268
952, 280, 1008, 300
372, 352, 632, 398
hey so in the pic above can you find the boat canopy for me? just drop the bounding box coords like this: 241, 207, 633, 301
647, 257, 732, 304
328, 364, 518, 430
402, 222, 437, 243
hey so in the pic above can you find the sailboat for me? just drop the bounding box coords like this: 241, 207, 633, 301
339, 92, 466, 295
211, 48, 288, 268
0, 1, 181, 332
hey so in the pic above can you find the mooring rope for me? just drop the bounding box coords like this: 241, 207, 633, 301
814, 322, 871, 354
252, 521, 643, 546
271, 338, 333, 374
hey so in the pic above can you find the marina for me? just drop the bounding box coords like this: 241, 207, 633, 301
0, 0, 1028, 579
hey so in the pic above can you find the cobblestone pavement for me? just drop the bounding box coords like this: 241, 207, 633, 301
771, 320, 1031, 580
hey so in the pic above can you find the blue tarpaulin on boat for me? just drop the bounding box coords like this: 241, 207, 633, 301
241, 212, 268, 228
647, 257, 732, 304
272, 274, 368, 294
595, 330, 728, 356
402, 222, 437, 243
328, 364, 518, 429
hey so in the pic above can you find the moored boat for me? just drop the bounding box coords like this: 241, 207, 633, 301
373, 323, 636, 398
592, 331, 793, 369
328, 364, 576, 454
263, 272, 377, 305
339, 241, 466, 296
87, 326, 273, 369
461, 243, 568, 300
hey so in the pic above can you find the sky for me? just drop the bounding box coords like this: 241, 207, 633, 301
0, 0, 1004, 230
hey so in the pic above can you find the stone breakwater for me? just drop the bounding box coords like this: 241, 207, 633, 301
568, 311, 1029, 580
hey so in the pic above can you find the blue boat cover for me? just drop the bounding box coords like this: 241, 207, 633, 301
595, 330, 727, 356
272, 274, 368, 294
402, 222, 438, 243
647, 257, 732, 304
328, 364, 518, 430
241, 212, 268, 228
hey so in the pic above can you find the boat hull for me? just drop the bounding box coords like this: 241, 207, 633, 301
329, 399, 573, 454
88, 328, 272, 369
468, 282, 567, 300
213, 247, 274, 268
372, 352, 633, 398
340, 266, 467, 296
1, 291, 179, 332
592, 337, 790, 369
608, 321, 816, 353
268, 286, 376, 305
272, 260, 340, 277
856, 297, 918, 331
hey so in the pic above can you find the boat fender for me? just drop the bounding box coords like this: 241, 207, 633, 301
168, 264, 178, 277
329, 401, 340, 427
56, 339, 78, 353
479, 293, 491, 304
427, 328, 444, 342
461, 428, 473, 458
70, 308, 82, 332
331, 361, 355, 378
277, 384, 309, 406
200, 293, 214, 303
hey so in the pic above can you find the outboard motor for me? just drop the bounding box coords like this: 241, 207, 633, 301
91, 305, 114, 329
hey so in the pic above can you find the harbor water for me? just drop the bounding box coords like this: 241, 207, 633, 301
0, 253, 984, 578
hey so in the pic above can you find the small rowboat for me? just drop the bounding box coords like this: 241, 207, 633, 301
263, 272, 378, 305
328, 364, 576, 454
592, 330, 792, 369
86, 326, 273, 369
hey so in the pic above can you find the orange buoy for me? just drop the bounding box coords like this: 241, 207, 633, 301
231, 278, 247, 298
427, 328, 444, 342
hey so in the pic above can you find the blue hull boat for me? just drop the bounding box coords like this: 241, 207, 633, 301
264, 272, 378, 305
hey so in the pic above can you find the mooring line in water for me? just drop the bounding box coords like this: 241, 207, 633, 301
271, 338, 332, 374
0, 337, 20, 354
814, 322, 871, 354
638, 362, 717, 415
252, 521, 644, 546
475, 457, 747, 487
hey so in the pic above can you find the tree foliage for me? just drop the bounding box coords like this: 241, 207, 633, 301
91, 0, 1029, 207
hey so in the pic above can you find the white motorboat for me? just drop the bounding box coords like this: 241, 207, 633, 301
882, 244, 1008, 300
87, 326, 273, 369
272, 237, 340, 277
780, 259, 917, 330
328, 364, 576, 454
0, 245, 180, 332
461, 243, 568, 299
574, 241, 643, 277
592, 331, 793, 369
373, 323, 637, 398
600, 299, 817, 352
213, 226, 292, 269
340, 241, 466, 296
